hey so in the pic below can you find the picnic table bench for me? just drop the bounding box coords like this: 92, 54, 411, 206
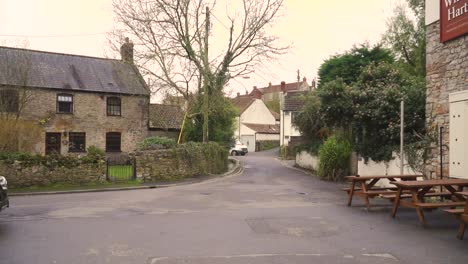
390, 179, 468, 226
345, 174, 423, 209
444, 191, 468, 240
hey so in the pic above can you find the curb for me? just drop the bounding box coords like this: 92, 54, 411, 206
9, 157, 243, 197
276, 157, 315, 176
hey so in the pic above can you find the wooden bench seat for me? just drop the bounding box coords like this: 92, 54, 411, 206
381, 192, 453, 200
444, 208, 465, 215
413, 201, 465, 208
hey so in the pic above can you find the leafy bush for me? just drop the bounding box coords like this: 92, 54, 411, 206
80, 146, 105, 164
0, 146, 106, 168
138, 136, 176, 150
176, 141, 228, 175
317, 136, 352, 181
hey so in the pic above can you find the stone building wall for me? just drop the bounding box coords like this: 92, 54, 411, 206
10, 87, 149, 155
425, 21, 468, 178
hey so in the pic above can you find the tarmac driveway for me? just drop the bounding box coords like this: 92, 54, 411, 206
0, 150, 467, 263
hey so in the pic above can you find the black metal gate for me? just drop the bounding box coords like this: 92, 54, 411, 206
106, 155, 136, 182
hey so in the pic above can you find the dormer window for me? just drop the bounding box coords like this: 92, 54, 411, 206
107, 97, 121, 116
57, 94, 73, 113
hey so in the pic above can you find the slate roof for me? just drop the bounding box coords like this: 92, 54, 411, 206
0, 46, 148, 95
270, 110, 280, 121
231, 95, 256, 114
283, 91, 307, 111
149, 104, 184, 130
243, 123, 280, 134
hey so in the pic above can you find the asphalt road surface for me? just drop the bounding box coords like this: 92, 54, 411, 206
1, 150, 467, 264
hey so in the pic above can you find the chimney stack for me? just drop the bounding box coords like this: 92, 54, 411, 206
281, 81, 286, 93
120, 37, 134, 63
237, 92, 240, 97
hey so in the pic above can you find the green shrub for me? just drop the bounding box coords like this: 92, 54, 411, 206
138, 136, 176, 150
317, 136, 352, 181
0, 147, 105, 168
80, 146, 105, 164
176, 141, 228, 175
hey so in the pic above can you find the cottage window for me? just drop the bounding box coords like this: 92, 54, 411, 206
68, 132, 86, 152
107, 97, 121, 116
0, 89, 19, 112
57, 94, 73, 113
106, 132, 121, 152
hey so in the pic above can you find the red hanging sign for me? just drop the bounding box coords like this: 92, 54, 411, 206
440, 0, 468, 42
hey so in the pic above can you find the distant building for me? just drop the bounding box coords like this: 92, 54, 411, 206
249, 78, 311, 103
148, 104, 184, 139
231, 93, 279, 152
280, 91, 307, 146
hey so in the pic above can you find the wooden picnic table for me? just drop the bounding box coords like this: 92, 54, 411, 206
390, 179, 468, 226
345, 174, 423, 209
455, 191, 468, 240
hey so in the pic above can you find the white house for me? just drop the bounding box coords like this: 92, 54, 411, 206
280, 91, 307, 146
231, 93, 280, 152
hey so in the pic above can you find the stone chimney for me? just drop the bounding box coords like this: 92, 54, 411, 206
311, 78, 316, 89
237, 92, 240, 97
120, 37, 134, 63
303, 77, 307, 82
281, 81, 286, 93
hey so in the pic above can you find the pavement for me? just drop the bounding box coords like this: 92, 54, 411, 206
0, 150, 467, 264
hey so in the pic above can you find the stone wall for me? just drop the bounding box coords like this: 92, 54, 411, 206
425, 21, 468, 178
131, 145, 228, 182
0, 161, 105, 188
1, 87, 149, 155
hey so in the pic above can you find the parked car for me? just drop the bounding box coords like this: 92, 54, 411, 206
0, 176, 9, 212
230, 141, 248, 156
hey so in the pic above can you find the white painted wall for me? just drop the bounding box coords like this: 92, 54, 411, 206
426, 0, 440, 25
280, 110, 302, 146
241, 99, 276, 125
296, 150, 319, 171
295, 151, 419, 186
257, 133, 280, 141
357, 153, 419, 176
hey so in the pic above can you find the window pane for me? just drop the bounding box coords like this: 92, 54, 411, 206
58, 95, 72, 102
0, 89, 19, 112
57, 94, 73, 113
106, 132, 121, 152
107, 97, 121, 116
69, 132, 86, 152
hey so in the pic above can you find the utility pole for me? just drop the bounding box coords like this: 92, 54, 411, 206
400, 100, 404, 175
202, 6, 210, 142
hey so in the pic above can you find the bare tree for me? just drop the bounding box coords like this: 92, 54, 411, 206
110, 0, 287, 141
0, 46, 41, 152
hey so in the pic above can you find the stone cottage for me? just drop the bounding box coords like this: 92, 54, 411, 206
0, 39, 150, 155
425, 0, 467, 179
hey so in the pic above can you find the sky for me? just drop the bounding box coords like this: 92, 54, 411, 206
0, 0, 403, 100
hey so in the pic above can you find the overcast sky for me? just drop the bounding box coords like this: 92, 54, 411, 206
0, 0, 403, 100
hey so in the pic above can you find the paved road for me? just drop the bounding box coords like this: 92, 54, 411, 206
0, 150, 467, 264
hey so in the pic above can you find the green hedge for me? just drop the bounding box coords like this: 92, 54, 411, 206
0, 146, 105, 168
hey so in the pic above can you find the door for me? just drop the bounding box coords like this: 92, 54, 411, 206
450, 100, 468, 179
45, 133, 61, 155
241, 135, 256, 153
